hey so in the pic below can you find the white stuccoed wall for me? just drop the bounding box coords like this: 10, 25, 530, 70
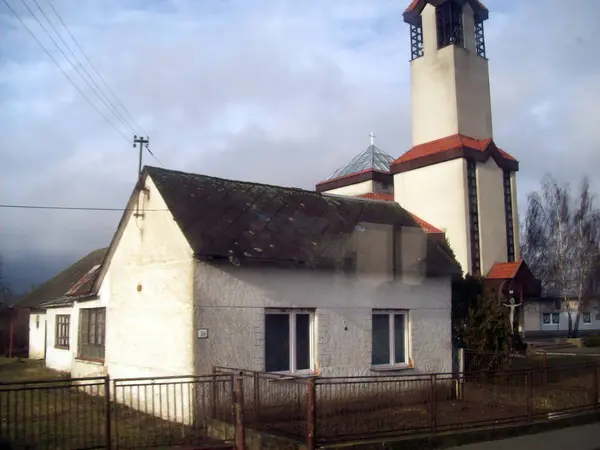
510, 172, 521, 258
394, 159, 470, 275
193, 260, 453, 377
476, 158, 508, 275
323, 180, 374, 196
105, 175, 195, 380
28, 311, 46, 360
44, 306, 73, 373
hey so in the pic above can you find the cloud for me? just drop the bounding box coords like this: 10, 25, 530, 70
1, 0, 599, 291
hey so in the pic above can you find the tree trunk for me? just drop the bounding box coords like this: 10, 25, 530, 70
572, 310, 582, 338
568, 312, 574, 338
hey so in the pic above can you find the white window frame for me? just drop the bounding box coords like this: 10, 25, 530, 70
264, 309, 315, 375
582, 312, 592, 324
542, 313, 551, 325
542, 312, 560, 325
371, 310, 411, 369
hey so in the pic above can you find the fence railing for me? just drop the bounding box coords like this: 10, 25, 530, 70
0, 376, 110, 450
0, 373, 238, 450
463, 349, 600, 374
1, 362, 600, 449
216, 362, 600, 447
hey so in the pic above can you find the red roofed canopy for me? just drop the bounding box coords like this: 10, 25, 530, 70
485, 259, 542, 299
403, 0, 489, 26
390, 134, 519, 174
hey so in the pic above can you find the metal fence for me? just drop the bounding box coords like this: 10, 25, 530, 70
0, 373, 238, 450
463, 349, 600, 373
217, 362, 600, 447
1, 363, 599, 449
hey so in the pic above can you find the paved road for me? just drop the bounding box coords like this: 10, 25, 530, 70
445, 423, 600, 450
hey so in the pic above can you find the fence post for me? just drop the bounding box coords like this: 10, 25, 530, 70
234, 376, 245, 450
430, 374, 437, 432
105, 376, 112, 450
306, 378, 316, 450
594, 364, 599, 409
526, 369, 533, 422
253, 372, 260, 422
211, 367, 218, 419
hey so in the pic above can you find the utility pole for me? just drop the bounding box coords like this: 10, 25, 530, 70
133, 135, 149, 217
133, 135, 150, 178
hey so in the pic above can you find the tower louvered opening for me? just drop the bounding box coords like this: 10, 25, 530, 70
436, 1, 464, 49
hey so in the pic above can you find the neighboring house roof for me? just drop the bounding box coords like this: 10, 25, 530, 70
40, 264, 104, 309
97, 166, 461, 281
15, 248, 107, 309
390, 134, 519, 174
355, 193, 444, 234
315, 145, 395, 192
403, 0, 489, 25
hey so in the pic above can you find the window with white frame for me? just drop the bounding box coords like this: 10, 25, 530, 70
583, 312, 592, 324
542, 312, 560, 325
371, 310, 409, 367
264, 309, 314, 374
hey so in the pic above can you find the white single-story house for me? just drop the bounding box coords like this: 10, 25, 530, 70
96, 165, 460, 379
16, 248, 108, 377
20, 165, 460, 382
523, 297, 600, 339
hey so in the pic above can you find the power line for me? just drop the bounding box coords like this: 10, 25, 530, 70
41, 0, 147, 135
18, 0, 135, 136
1, 0, 130, 143
30, 0, 136, 134
0, 204, 168, 212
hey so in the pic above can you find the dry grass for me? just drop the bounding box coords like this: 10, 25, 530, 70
0, 358, 232, 450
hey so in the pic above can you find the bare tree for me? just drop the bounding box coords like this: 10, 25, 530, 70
522, 175, 600, 337
0, 254, 13, 305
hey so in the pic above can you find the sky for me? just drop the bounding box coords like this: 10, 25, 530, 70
1, 0, 599, 295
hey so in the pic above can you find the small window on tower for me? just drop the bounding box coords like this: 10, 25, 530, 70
436, 1, 464, 49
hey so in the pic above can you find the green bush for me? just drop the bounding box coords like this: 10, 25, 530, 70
584, 334, 600, 347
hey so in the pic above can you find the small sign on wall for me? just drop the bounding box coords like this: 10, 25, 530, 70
197, 328, 208, 339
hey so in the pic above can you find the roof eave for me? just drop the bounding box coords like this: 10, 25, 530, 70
391, 145, 519, 174
316, 170, 393, 193
404, 0, 489, 26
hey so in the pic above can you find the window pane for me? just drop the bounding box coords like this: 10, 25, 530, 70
265, 314, 290, 372
394, 314, 406, 364
372, 314, 390, 365
90, 310, 97, 345
542, 314, 550, 324
295, 314, 311, 371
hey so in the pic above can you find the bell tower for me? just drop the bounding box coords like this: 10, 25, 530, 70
407, 0, 492, 146
392, 0, 521, 277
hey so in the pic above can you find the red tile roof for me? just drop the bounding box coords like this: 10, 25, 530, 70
406, 213, 444, 234
355, 193, 444, 234
487, 259, 523, 280
392, 134, 516, 165
404, 0, 488, 15
356, 192, 394, 201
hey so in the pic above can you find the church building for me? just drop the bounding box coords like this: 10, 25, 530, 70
317, 0, 520, 278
